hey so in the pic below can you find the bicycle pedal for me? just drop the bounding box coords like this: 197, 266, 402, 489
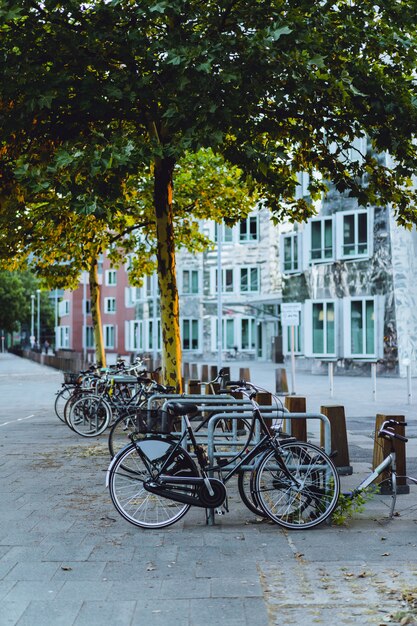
215, 508, 225, 516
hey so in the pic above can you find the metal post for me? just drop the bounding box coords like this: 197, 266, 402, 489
55, 289, 59, 351
30, 294, 35, 347
290, 325, 296, 395
82, 273, 87, 363
407, 364, 412, 405
36, 289, 41, 348
217, 223, 223, 372
328, 361, 334, 398
371, 362, 377, 402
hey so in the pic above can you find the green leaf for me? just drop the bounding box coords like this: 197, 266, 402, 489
270, 26, 292, 41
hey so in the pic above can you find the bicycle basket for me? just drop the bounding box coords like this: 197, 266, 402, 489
134, 408, 177, 434
64, 371, 81, 385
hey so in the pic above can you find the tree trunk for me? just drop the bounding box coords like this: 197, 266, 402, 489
89, 257, 106, 368
153, 156, 182, 391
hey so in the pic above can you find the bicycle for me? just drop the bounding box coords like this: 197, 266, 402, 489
106, 380, 340, 530
344, 419, 416, 519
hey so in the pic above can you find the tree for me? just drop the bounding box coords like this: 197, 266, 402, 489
1, 142, 255, 369
1, 0, 417, 386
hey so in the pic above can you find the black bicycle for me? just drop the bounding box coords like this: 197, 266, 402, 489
106, 381, 340, 530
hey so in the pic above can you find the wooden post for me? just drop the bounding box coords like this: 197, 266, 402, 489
320, 405, 352, 475
188, 379, 201, 394
256, 391, 273, 434
201, 364, 209, 382
275, 367, 289, 394
239, 367, 251, 382
284, 396, 307, 441
373, 414, 408, 493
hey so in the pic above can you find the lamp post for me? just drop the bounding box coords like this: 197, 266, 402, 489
30, 294, 35, 348
36, 289, 41, 349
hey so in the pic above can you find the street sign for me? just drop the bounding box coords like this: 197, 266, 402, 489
281, 311, 300, 326
281, 303, 301, 326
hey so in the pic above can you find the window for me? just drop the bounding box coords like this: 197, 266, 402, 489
84, 299, 91, 314
241, 318, 256, 350
131, 321, 143, 351
239, 216, 258, 242
214, 268, 234, 293
349, 298, 375, 357
57, 326, 70, 349
337, 210, 370, 259
311, 218, 334, 263
59, 300, 70, 317
104, 325, 115, 349
282, 232, 300, 273
105, 270, 117, 286
85, 326, 95, 349
223, 318, 235, 349
182, 270, 199, 294
146, 319, 161, 351
214, 222, 233, 243
182, 319, 199, 351
104, 297, 116, 314
312, 302, 335, 355
240, 267, 259, 293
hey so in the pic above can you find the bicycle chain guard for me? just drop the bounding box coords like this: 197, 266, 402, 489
144, 476, 227, 509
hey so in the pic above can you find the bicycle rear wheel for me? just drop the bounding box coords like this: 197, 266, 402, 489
108, 439, 198, 529
68, 394, 112, 437
254, 441, 340, 529
54, 387, 73, 422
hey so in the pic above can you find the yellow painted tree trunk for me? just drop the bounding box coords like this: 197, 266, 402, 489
89, 257, 106, 368
153, 156, 182, 391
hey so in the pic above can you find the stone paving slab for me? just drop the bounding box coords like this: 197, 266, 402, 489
1, 353, 417, 625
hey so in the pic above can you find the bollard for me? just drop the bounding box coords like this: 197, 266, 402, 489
373, 414, 408, 493
320, 405, 352, 475
201, 364, 209, 382
239, 367, 251, 382
275, 367, 289, 395
188, 379, 201, 394
256, 391, 273, 434
284, 396, 307, 441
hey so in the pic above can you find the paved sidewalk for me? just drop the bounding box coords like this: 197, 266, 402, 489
1, 353, 417, 626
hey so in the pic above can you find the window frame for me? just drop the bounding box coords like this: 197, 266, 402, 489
181, 318, 200, 351
336, 209, 373, 260
104, 297, 116, 314
105, 269, 117, 286
239, 215, 258, 243
240, 266, 259, 293
281, 232, 301, 274
104, 324, 115, 349
181, 269, 200, 295
309, 216, 334, 264
343, 296, 381, 359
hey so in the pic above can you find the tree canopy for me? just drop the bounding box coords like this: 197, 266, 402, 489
1, 0, 417, 383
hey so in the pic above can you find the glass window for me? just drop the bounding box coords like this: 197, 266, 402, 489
239, 216, 258, 242
182, 270, 199, 294
104, 297, 116, 314
215, 268, 234, 293
342, 211, 368, 257
312, 302, 335, 355
282, 233, 299, 273
104, 325, 115, 349
58, 326, 70, 349
241, 318, 256, 350
214, 222, 233, 243
240, 267, 259, 293
350, 299, 375, 356
85, 326, 95, 349
182, 319, 199, 351
105, 270, 117, 286
311, 218, 333, 262
224, 319, 235, 349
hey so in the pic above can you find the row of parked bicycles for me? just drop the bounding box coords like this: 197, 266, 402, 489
54, 361, 411, 531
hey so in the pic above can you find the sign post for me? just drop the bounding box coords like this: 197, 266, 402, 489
281, 303, 301, 395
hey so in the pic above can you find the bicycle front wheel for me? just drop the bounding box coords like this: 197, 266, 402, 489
108, 412, 140, 458
108, 439, 198, 529
54, 387, 73, 422
68, 394, 112, 437
254, 441, 340, 529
